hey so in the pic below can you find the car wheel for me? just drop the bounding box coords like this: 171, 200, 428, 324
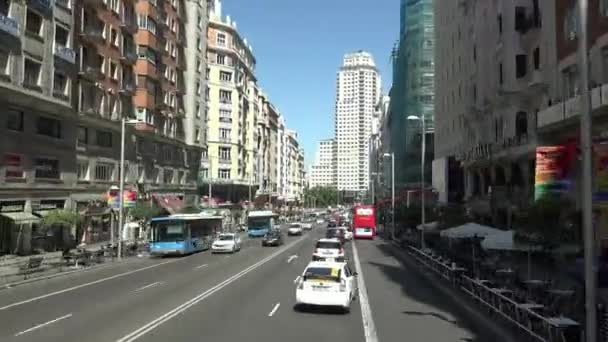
232, 246, 236, 253
343, 305, 350, 314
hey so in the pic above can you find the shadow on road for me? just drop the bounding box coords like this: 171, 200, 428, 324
366, 241, 514, 342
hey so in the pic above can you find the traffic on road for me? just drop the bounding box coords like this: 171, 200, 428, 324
0, 211, 512, 342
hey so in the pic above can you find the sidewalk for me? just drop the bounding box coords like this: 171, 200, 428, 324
0, 241, 130, 287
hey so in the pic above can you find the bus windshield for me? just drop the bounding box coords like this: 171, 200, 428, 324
248, 217, 271, 231
151, 221, 185, 242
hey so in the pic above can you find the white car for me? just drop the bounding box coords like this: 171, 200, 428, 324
296, 261, 358, 313
316, 219, 324, 224
312, 238, 344, 262
288, 224, 303, 236
302, 222, 313, 230
211, 233, 241, 253
337, 227, 353, 241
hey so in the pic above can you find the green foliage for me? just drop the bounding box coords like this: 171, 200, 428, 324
178, 206, 202, 214
304, 186, 338, 207
129, 201, 162, 221
514, 197, 581, 248
40, 209, 82, 227
394, 204, 437, 229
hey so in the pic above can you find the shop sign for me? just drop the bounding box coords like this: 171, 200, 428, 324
0, 201, 25, 213
33, 200, 65, 211
534, 145, 575, 200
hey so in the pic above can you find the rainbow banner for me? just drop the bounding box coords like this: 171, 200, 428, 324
594, 143, 608, 204
106, 189, 137, 209
534, 146, 572, 200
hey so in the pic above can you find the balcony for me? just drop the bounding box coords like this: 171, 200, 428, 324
80, 26, 104, 45
120, 50, 137, 65
0, 13, 19, 39
218, 158, 232, 166
120, 79, 135, 95
537, 85, 608, 130
83, 0, 104, 8
53, 44, 76, 64
27, 0, 52, 16
120, 16, 138, 35
78, 65, 104, 82
219, 136, 231, 143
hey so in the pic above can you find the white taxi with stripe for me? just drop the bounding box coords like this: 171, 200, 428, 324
295, 261, 358, 313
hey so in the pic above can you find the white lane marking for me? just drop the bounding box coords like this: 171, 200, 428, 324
293, 275, 301, 284
0, 259, 180, 311
287, 255, 298, 263
116, 236, 307, 342
195, 264, 208, 270
134, 282, 162, 292
353, 241, 379, 342
14, 313, 73, 336
268, 302, 281, 317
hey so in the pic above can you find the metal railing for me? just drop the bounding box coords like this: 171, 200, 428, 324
407, 246, 580, 342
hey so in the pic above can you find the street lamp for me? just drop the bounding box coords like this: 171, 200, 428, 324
382, 153, 395, 240
407, 114, 426, 250
117, 118, 141, 260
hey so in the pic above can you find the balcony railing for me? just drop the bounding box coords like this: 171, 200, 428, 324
78, 65, 103, 81
80, 26, 104, 44
120, 50, 137, 65
120, 79, 135, 94
54, 44, 76, 64
0, 13, 19, 38
120, 16, 138, 34
219, 136, 231, 143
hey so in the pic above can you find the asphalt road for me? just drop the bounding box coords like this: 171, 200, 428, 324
0, 224, 512, 342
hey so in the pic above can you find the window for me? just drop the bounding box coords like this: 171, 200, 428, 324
95, 162, 114, 181
216, 54, 226, 65
53, 72, 69, 99
0, 49, 9, 76
110, 27, 120, 47
194, 127, 200, 142
23, 59, 41, 88
195, 103, 200, 118
533, 48, 540, 70
219, 147, 230, 160
4, 153, 24, 179
77, 126, 88, 145
137, 45, 156, 64
602, 0, 608, 17
37, 117, 61, 138
137, 15, 157, 35
6, 109, 23, 131
497, 14, 503, 35
34, 158, 60, 179
77, 160, 89, 180
219, 90, 231, 103
563, 66, 579, 98
219, 128, 230, 140
55, 24, 69, 47
564, 5, 577, 41
515, 54, 527, 78
217, 32, 226, 46
26, 9, 43, 37
219, 109, 231, 119
219, 71, 232, 82
163, 169, 173, 183
96, 130, 113, 147
514, 7, 527, 32
498, 63, 504, 85
218, 169, 230, 179
515, 111, 528, 138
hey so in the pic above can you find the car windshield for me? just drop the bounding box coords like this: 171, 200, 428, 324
290, 224, 301, 228
316, 241, 341, 249
218, 235, 233, 241
327, 229, 344, 236
303, 267, 341, 282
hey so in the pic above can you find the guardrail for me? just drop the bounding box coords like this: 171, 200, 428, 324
407, 245, 580, 342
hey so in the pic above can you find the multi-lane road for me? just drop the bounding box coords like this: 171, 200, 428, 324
0, 224, 515, 342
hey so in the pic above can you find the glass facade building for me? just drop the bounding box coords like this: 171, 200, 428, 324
387, 0, 434, 187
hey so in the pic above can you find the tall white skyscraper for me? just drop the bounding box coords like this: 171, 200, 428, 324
335, 51, 381, 192
309, 139, 336, 188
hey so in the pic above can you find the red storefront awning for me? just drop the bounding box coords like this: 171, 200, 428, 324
153, 195, 184, 215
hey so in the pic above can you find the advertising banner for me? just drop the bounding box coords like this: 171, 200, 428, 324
594, 143, 608, 204
534, 146, 572, 200
106, 189, 137, 209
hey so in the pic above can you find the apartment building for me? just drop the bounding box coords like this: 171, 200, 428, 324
434, 0, 548, 224
0, 0, 77, 253
202, 0, 257, 202
183, 0, 207, 149
285, 129, 304, 202
335, 51, 381, 194
309, 138, 336, 188
277, 114, 287, 197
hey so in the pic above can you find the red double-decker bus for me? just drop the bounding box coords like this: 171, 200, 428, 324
352, 205, 376, 239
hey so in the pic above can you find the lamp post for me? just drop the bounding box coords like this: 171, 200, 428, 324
117, 118, 140, 260
407, 115, 426, 249
382, 153, 395, 240
577, 1, 597, 341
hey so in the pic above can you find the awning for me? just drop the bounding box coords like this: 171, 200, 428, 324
80, 206, 112, 216
480, 230, 542, 251
0, 212, 40, 224
440, 222, 502, 239
153, 195, 184, 215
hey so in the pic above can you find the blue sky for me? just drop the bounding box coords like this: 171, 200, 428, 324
221, 0, 399, 169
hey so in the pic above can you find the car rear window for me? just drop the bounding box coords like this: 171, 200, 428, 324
316, 241, 341, 249
304, 267, 341, 282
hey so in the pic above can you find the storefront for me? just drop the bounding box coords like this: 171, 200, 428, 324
30, 199, 71, 252
76, 201, 112, 244
0, 200, 39, 255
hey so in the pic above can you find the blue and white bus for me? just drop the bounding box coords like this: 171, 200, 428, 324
149, 213, 222, 256
247, 210, 276, 238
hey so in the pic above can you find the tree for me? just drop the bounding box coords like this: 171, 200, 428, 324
304, 186, 338, 207
40, 209, 82, 228
129, 201, 162, 222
